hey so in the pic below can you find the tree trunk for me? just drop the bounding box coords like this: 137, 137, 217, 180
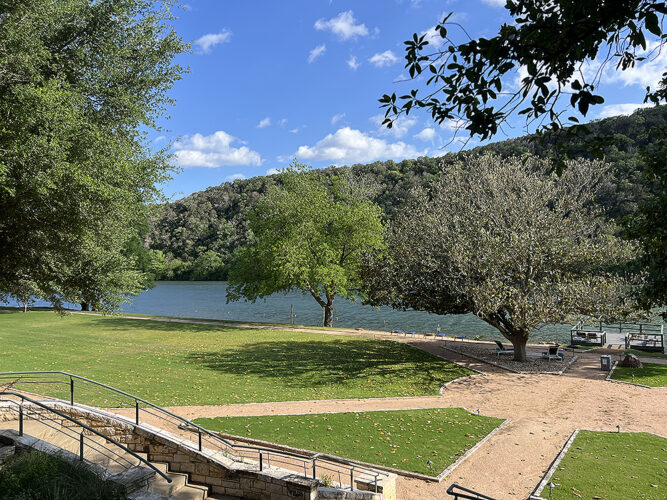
80, 302, 90, 311
509, 336, 528, 361
323, 299, 334, 327
22, 301, 28, 313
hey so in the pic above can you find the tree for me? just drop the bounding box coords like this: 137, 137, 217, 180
625, 125, 667, 311
0, 0, 186, 310
380, 1, 667, 141
362, 154, 642, 360
227, 163, 386, 327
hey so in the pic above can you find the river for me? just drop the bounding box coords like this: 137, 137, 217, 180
4, 281, 579, 343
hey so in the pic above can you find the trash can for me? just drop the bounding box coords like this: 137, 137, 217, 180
600, 355, 612, 371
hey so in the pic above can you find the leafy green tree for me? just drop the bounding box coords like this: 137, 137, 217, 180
363, 154, 642, 360
227, 163, 387, 327
626, 125, 667, 310
381, 1, 666, 139
0, 0, 186, 310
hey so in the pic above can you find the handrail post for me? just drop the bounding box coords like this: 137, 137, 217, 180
70, 377, 74, 406
79, 431, 84, 461
350, 467, 354, 491
18, 405, 23, 436
135, 401, 139, 425
259, 452, 263, 471
198, 431, 202, 451
312, 458, 316, 479
374, 474, 378, 493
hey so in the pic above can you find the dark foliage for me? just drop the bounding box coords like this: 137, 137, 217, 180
146, 106, 666, 287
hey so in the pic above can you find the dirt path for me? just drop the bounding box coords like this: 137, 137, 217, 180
81, 313, 666, 499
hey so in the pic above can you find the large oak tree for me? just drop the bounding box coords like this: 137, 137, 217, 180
227, 164, 386, 327
363, 154, 642, 360
0, 0, 187, 309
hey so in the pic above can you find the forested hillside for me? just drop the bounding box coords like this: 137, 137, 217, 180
145, 106, 666, 281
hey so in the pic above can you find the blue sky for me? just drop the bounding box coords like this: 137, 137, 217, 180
156, 0, 666, 199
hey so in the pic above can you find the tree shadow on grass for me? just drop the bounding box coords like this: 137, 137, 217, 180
184, 339, 463, 389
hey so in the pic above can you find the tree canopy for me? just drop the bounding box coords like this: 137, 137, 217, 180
0, 0, 187, 310
380, 1, 666, 141
146, 106, 666, 285
362, 154, 642, 360
227, 164, 386, 327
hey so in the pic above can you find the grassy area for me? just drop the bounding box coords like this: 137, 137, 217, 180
194, 408, 503, 475
548, 431, 666, 500
0, 450, 127, 500
0, 311, 470, 406
625, 348, 667, 359
611, 362, 667, 387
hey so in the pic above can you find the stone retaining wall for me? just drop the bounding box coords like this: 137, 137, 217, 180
0, 401, 396, 500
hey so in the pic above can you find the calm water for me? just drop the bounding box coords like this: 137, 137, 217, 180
5, 281, 577, 343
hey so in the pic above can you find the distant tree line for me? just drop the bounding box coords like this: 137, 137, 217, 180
145, 105, 666, 284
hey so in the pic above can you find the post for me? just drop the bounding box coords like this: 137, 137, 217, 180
312, 459, 316, 479
350, 468, 354, 491
374, 474, 378, 493
198, 431, 202, 451
18, 405, 23, 436
79, 432, 84, 461
135, 401, 139, 425
70, 378, 74, 406
259, 452, 263, 471
290, 304, 294, 324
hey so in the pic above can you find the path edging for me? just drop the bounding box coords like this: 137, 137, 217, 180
530, 428, 667, 499
530, 429, 579, 499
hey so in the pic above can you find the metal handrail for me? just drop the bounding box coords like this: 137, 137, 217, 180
0, 371, 388, 490
0, 392, 171, 483
446, 483, 497, 500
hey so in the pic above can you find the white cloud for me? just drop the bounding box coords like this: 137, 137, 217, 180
347, 55, 360, 70
289, 127, 301, 134
598, 103, 653, 118
173, 131, 262, 168
308, 44, 326, 63
414, 128, 436, 141
266, 168, 281, 175
257, 117, 271, 128
226, 173, 246, 182
369, 50, 399, 68
314, 11, 370, 41
482, 0, 507, 7
331, 112, 346, 125
371, 114, 417, 139
422, 26, 445, 49
294, 127, 424, 164
194, 29, 232, 54
606, 44, 667, 89
278, 118, 288, 126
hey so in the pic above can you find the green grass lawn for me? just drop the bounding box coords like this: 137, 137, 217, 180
0, 311, 470, 406
194, 408, 503, 475
548, 431, 666, 500
624, 348, 667, 359
611, 362, 667, 387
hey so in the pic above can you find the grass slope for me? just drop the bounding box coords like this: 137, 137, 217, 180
624, 348, 667, 359
0, 311, 470, 406
549, 431, 666, 500
611, 362, 667, 387
195, 408, 503, 475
